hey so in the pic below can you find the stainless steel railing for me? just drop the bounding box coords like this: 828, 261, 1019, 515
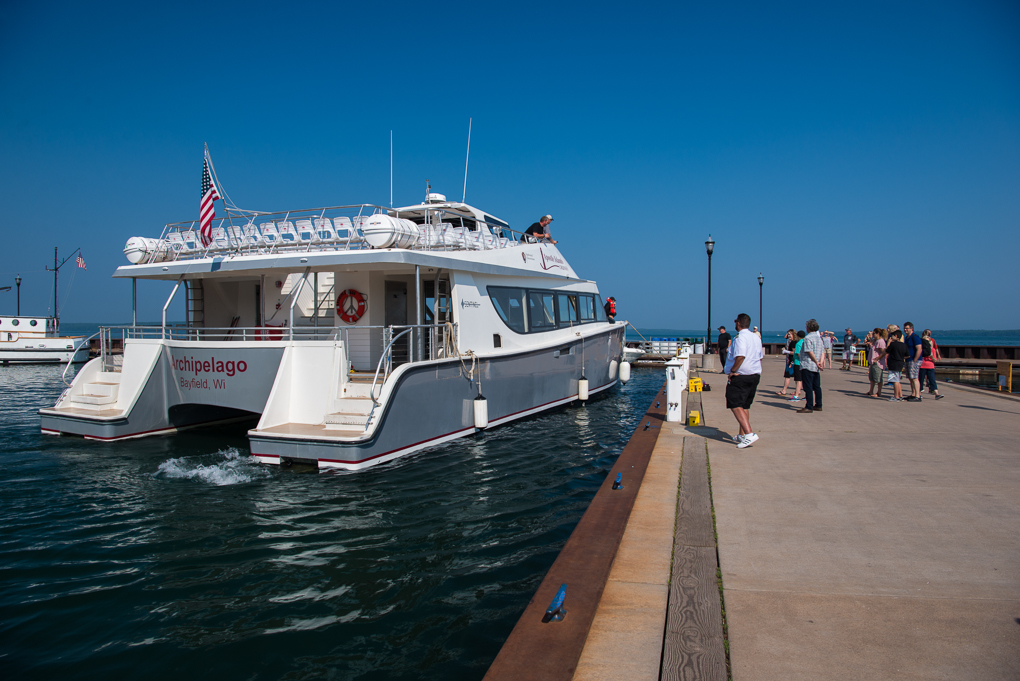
95, 323, 457, 374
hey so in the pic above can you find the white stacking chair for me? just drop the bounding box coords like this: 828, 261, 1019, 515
210, 226, 231, 251
242, 223, 264, 251
313, 218, 338, 247
277, 221, 298, 248
295, 219, 315, 245
166, 231, 187, 258
333, 217, 353, 241
260, 222, 281, 250
227, 225, 247, 250
181, 229, 200, 252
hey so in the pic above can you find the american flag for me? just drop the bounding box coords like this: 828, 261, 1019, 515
199, 156, 221, 247
76, 255, 86, 271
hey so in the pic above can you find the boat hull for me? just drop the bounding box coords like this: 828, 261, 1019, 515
249, 325, 626, 470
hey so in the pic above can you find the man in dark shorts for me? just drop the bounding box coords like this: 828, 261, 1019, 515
724, 313, 764, 449
522, 215, 557, 244
717, 325, 731, 374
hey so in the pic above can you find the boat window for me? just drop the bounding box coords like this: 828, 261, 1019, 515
557, 294, 578, 327
579, 295, 595, 321
595, 295, 607, 322
12, 319, 19, 326
488, 286, 527, 333
30, 320, 37, 326
528, 291, 556, 330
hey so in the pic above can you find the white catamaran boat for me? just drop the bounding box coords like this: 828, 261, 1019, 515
40, 192, 626, 470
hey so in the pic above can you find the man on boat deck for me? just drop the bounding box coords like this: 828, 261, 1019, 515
522, 215, 557, 244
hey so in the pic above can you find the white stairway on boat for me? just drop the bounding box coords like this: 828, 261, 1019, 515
324, 380, 375, 433
69, 372, 121, 412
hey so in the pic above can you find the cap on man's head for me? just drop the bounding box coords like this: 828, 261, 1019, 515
543, 214, 554, 221
846, 327, 851, 331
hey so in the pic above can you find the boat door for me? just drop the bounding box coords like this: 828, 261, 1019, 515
422, 276, 452, 359
384, 281, 409, 365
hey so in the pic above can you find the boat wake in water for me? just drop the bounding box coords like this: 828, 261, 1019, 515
154, 448, 271, 486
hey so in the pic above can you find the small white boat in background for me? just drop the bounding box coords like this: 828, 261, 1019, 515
0, 316, 90, 365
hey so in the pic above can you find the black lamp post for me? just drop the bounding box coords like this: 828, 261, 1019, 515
757, 273, 763, 340
15, 275, 21, 316
705, 235, 715, 351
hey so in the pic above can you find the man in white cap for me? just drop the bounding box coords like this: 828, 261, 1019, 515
523, 215, 557, 244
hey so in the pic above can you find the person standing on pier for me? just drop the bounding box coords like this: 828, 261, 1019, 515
866, 327, 887, 397
724, 313, 764, 448
797, 319, 825, 413
903, 322, 923, 401
918, 329, 945, 400
823, 331, 834, 369
717, 326, 731, 374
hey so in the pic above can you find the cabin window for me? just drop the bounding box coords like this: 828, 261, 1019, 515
12, 319, 19, 326
579, 295, 595, 321
30, 320, 37, 326
493, 333, 502, 348
595, 295, 607, 322
489, 287, 527, 333
528, 291, 556, 330
557, 294, 578, 327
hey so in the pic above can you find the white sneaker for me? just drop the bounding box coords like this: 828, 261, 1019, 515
737, 433, 759, 449
732, 434, 742, 443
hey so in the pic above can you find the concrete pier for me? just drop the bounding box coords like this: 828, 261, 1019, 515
485, 359, 1020, 680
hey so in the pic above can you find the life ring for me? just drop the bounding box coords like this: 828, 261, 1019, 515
336, 289, 366, 324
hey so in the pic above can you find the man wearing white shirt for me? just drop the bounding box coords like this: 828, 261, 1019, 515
724, 313, 765, 449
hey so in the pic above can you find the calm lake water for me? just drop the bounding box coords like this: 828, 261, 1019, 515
0, 363, 662, 680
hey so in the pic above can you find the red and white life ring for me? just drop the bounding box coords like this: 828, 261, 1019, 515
336, 289, 366, 324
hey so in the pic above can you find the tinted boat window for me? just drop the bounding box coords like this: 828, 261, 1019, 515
595, 295, 607, 322
529, 291, 556, 330
579, 295, 595, 321
489, 287, 527, 333
557, 294, 578, 327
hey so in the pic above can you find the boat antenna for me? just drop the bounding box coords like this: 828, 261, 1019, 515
390, 130, 393, 208
462, 117, 472, 203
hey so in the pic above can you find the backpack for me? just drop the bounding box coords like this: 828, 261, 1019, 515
922, 338, 932, 358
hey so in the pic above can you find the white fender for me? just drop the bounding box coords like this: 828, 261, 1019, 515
620, 361, 631, 384
578, 377, 589, 401
473, 396, 488, 429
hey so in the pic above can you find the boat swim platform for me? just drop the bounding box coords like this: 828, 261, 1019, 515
484, 358, 1020, 680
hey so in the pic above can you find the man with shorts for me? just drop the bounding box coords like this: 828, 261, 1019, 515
841, 328, 857, 370
724, 313, 764, 449
717, 325, 731, 374
903, 322, 923, 401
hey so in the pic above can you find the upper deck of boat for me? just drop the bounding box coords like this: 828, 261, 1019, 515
115, 201, 584, 282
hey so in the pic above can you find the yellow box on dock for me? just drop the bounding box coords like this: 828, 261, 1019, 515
688, 378, 703, 392
688, 411, 700, 426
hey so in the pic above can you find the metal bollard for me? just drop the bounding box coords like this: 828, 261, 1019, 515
612, 472, 623, 490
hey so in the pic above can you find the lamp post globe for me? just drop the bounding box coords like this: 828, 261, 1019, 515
705, 236, 715, 352
15, 274, 21, 316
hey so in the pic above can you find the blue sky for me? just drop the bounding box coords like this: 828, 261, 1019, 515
2, 1, 1018, 332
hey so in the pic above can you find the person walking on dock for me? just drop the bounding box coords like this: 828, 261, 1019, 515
777, 329, 797, 396
885, 330, 907, 401
918, 329, 945, 400
797, 320, 825, 413
724, 313, 764, 448
841, 328, 858, 371
903, 322, 923, 401
866, 327, 887, 397
717, 326, 731, 374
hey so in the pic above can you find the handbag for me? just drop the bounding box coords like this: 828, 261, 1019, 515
784, 364, 794, 378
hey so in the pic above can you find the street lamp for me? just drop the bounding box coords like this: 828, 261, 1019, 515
15, 275, 21, 316
757, 273, 764, 340
705, 235, 715, 352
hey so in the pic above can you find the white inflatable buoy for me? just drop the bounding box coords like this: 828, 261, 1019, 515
609, 360, 618, 380
620, 361, 631, 384
578, 376, 589, 401
473, 395, 488, 429
123, 237, 170, 264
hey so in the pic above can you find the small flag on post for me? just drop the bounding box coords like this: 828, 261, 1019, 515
199, 152, 221, 247
76, 255, 86, 271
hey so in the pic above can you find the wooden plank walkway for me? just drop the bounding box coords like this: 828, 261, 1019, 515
660, 436, 726, 681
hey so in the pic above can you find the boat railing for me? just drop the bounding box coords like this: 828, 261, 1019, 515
144, 205, 526, 264
94, 322, 457, 374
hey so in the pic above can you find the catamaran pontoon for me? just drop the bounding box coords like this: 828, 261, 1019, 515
40, 193, 626, 470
